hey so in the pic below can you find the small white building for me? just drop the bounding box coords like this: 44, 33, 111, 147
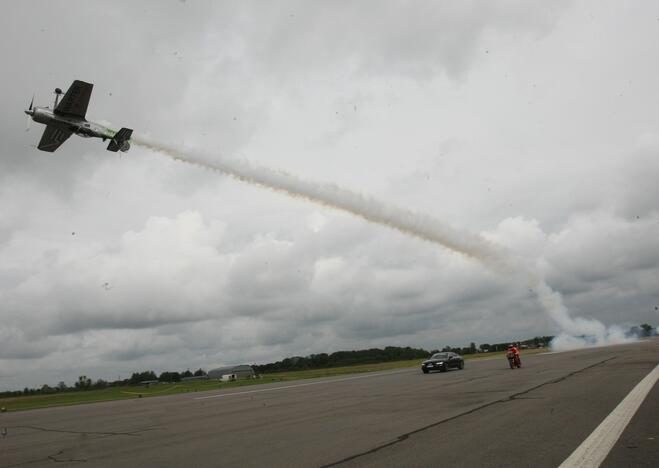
208, 365, 255, 380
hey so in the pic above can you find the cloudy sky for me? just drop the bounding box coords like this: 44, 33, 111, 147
1, 0, 658, 390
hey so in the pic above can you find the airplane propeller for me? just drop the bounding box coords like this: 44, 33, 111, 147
25, 95, 34, 131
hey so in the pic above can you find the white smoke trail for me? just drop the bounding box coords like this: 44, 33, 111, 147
133, 136, 634, 351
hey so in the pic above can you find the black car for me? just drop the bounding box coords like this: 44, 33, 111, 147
421, 352, 464, 373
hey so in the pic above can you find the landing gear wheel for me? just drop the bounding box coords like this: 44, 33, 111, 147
422, 369, 429, 374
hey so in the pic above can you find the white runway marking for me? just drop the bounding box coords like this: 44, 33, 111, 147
194, 368, 413, 400
559, 363, 659, 468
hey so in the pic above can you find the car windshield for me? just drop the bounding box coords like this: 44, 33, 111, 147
431, 353, 449, 360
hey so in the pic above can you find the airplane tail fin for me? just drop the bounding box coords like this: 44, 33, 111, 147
107, 128, 133, 152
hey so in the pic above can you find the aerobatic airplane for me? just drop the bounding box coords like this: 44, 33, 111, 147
25, 80, 132, 153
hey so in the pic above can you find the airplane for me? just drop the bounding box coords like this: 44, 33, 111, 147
24, 80, 132, 153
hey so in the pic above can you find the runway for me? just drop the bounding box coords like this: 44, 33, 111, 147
1, 339, 657, 467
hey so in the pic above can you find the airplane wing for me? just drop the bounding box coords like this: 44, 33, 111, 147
54, 80, 93, 118
37, 125, 73, 152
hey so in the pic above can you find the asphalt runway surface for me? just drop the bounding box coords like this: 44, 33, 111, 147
1, 339, 657, 467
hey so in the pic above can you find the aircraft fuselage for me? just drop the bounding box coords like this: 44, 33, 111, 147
28, 106, 116, 141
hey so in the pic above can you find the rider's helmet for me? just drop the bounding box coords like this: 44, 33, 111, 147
508, 344, 514, 349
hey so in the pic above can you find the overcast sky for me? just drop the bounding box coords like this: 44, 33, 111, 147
1, 1, 658, 390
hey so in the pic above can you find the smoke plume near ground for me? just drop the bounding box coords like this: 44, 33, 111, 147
133, 136, 635, 351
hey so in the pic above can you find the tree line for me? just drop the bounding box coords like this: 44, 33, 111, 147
0, 368, 207, 398
252, 346, 431, 373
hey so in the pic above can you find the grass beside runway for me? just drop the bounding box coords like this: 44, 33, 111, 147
0, 349, 547, 412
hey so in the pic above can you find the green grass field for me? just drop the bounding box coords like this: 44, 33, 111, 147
0, 348, 546, 412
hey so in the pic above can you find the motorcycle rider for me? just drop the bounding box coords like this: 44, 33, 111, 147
507, 344, 521, 367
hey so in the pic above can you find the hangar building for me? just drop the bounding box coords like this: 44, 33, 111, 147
208, 365, 255, 380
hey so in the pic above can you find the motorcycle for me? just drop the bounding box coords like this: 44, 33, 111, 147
506, 351, 521, 369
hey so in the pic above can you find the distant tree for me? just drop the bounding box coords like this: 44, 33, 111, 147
57, 381, 68, 391
129, 371, 158, 385
629, 324, 657, 337
479, 344, 490, 352
193, 368, 207, 377
75, 375, 92, 390
158, 371, 181, 383
181, 369, 193, 378
309, 353, 330, 367
640, 324, 654, 336
93, 379, 108, 389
